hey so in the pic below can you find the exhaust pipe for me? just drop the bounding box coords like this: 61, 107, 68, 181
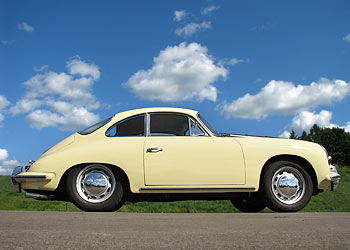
25, 192, 49, 200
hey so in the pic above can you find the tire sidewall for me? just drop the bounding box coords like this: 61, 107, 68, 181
67, 165, 124, 212
262, 161, 313, 212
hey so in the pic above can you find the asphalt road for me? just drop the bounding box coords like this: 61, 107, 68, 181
0, 211, 349, 250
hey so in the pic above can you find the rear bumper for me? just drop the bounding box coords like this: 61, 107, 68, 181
326, 165, 341, 191
11, 166, 55, 193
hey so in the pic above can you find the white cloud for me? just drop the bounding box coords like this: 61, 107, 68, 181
34, 65, 49, 72
11, 58, 101, 131
0, 148, 8, 161
175, 21, 211, 37
3, 159, 20, 166
27, 107, 99, 131
174, 10, 187, 22
67, 58, 100, 80
220, 78, 350, 119
201, 5, 219, 15
219, 58, 250, 67
290, 110, 336, 132
344, 34, 350, 43
17, 22, 34, 32
124, 42, 228, 102
0, 148, 19, 176
10, 98, 42, 115
0, 95, 10, 125
280, 110, 350, 138
279, 131, 291, 138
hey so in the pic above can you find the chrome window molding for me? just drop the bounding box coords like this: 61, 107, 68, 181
105, 114, 146, 137
147, 112, 209, 137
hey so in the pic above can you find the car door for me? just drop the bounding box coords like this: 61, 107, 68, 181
144, 113, 246, 186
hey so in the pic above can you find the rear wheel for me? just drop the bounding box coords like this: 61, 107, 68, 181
262, 161, 313, 212
231, 193, 266, 212
67, 164, 124, 212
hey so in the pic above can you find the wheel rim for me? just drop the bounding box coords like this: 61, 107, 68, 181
76, 165, 116, 203
271, 167, 305, 205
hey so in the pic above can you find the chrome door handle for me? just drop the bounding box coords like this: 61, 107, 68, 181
147, 147, 163, 153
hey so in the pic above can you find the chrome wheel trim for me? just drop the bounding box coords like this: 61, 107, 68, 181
76, 165, 116, 203
271, 167, 305, 205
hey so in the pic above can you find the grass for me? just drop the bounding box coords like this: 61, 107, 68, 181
0, 167, 349, 212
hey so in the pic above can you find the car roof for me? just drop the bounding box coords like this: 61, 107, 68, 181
112, 107, 199, 119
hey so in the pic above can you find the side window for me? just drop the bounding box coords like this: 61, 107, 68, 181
150, 114, 189, 136
190, 118, 207, 136
106, 115, 145, 137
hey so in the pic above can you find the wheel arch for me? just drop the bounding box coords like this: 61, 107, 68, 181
55, 162, 131, 197
259, 154, 318, 195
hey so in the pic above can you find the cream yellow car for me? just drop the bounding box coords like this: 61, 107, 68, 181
12, 107, 341, 212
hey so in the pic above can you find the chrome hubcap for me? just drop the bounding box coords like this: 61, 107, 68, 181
272, 167, 305, 205
76, 165, 115, 203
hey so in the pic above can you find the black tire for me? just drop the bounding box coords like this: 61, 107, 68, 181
231, 193, 266, 212
262, 161, 313, 212
66, 164, 125, 212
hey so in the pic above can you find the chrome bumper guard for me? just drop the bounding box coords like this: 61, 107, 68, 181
11, 166, 24, 193
329, 165, 341, 191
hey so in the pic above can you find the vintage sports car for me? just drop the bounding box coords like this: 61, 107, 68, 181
12, 107, 341, 212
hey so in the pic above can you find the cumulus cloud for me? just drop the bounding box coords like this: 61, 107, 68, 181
201, 5, 219, 15
344, 34, 350, 44
34, 65, 49, 72
219, 58, 250, 67
0, 95, 10, 125
280, 110, 350, 138
290, 110, 336, 132
0, 148, 19, 176
17, 22, 34, 32
67, 59, 100, 80
0, 148, 8, 161
124, 42, 228, 102
220, 78, 350, 119
174, 10, 187, 22
175, 21, 211, 37
11, 57, 101, 131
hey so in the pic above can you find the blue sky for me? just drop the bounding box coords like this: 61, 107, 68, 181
1, 0, 350, 175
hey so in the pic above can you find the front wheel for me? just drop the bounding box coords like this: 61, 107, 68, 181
67, 164, 124, 212
262, 161, 313, 212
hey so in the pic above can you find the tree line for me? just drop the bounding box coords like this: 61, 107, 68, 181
289, 124, 350, 166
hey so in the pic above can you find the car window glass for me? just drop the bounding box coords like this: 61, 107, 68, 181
78, 117, 112, 135
106, 115, 145, 137
190, 118, 207, 136
150, 114, 189, 136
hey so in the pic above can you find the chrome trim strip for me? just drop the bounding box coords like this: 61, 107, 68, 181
14, 175, 48, 179
139, 187, 256, 192
330, 175, 341, 180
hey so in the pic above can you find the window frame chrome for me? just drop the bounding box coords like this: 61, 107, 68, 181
105, 113, 146, 137
146, 112, 209, 137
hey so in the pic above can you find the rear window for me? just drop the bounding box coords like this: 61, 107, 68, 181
78, 117, 112, 135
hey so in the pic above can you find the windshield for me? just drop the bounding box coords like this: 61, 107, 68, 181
198, 113, 219, 136
78, 116, 112, 135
